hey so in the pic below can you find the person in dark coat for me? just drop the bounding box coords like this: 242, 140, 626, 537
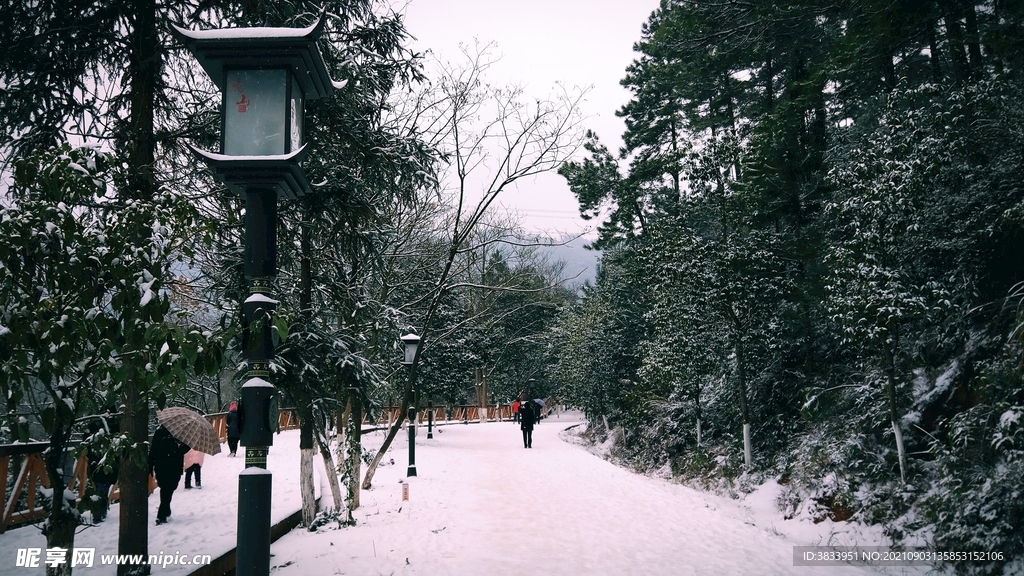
226, 402, 240, 457
148, 425, 191, 525
86, 413, 119, 522
520, 398, 537, 449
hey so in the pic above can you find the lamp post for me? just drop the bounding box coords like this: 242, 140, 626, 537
527, 378, 537, 423
173, 15, 337, 576
400, 333, 420, 477
427, 399, 434, 439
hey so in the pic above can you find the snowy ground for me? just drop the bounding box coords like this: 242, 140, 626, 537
0, 429, 319, 576
271, 414, 929, 576
1, 415, 934, 575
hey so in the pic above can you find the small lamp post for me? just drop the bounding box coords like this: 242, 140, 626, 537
427, 398, 434, 439
173, 14, 338, 576
401, 333, 420, 477
527, 378, 537, 422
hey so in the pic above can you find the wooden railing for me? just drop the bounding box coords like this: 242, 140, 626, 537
1, 442, 52, 533
205, 409, 301, 443
326, 403, 527, 426
0, 443, 157, 534
374, 405, 515, 425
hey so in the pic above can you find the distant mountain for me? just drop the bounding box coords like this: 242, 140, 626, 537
541, 235, 599, 288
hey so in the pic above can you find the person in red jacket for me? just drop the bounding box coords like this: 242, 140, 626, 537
512, 399, 521, 424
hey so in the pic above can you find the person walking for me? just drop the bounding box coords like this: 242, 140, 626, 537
520, 397, 537, 449
85, 412, 119, 523
226, 402, 240, 457
149, 425, 191, 525
183, 449, 204, 489
512, 399, 521, 424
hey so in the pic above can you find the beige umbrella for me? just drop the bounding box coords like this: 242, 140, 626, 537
156, 407, 223, 455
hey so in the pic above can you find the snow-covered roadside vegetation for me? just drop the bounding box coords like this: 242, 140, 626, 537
548, 3, 1024, 575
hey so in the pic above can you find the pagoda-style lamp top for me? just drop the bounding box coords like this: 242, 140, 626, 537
401, 333, 421, 366
172, 13, 343, 199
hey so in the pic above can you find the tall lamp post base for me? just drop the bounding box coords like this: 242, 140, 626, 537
237, 466, 272, 576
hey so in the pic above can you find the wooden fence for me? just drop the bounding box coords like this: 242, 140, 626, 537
0, 443, 158, 534
205, 409, 300, 443
205, 404, 518, 439
373, 404, 514, 426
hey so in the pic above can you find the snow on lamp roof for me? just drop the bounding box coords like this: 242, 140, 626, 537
171, 11, 337, 100
188, 144, 311, 199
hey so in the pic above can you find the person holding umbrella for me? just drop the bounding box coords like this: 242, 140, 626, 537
149, 425, 191, 525
520, 395, 537, 449
532, 398, 546, 422
149, 407, 222, 524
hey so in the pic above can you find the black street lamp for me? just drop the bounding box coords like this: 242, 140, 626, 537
173, 14, 338, 576
400, 333, 420, 477
427, 399, 434, 439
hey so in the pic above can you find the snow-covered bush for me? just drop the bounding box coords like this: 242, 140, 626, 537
923, 351, 1024, 575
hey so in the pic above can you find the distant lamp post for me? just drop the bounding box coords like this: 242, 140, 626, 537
427, 399, 434, 439
401, 333, 420, 477
528, 378, 537, 422
173, 14, 338, 576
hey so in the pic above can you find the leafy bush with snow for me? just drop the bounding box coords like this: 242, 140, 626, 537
922, 351, 1024, 575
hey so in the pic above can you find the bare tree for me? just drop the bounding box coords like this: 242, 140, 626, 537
362, 43, 586, 488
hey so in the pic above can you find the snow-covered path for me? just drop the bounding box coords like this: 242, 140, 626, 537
270, 416, 925, 576
0, 414, 928, 575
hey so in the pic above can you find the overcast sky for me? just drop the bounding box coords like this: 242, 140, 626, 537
395, 0, 661, 238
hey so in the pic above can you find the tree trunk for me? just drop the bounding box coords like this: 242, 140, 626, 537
941, 4, 972, 83
735, 340, 752, 467
118, 376, 150, 576
361, 403, 407, 490
119, 0, 157, 572
299, 448, 316, 525
314, 425, 343, 513
298, 401, 317, 526
42, 438, 76, 576
362, 369, 415, 490
963, 2, 983, 76
295, 207, 319, 525
695, 381, 702, 446
345, 389, 362, 514
882, 344, 907, 483
928, 22, 943, 85
475, 367, 488, 422
669, 114, 681, 210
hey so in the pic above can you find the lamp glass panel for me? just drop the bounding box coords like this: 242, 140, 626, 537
289, 76, 303, 152
404, 342, 418, 364
224, 69, 287, 156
